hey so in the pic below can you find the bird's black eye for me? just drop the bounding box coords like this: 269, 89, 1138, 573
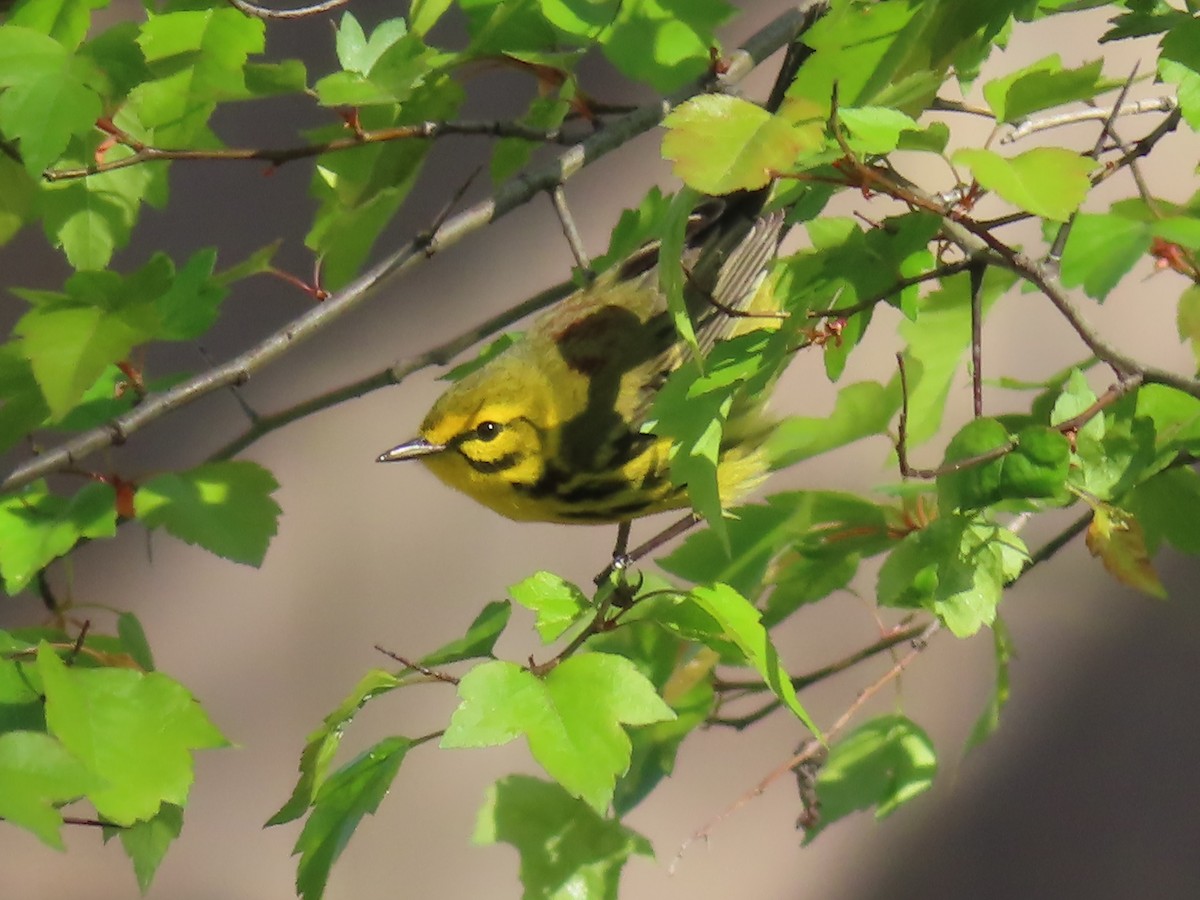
474, 420, 502, 441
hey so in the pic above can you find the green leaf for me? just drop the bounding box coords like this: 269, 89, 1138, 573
897, 268, 1015, 445
662, 95, 816, 194
306, 79, 463, 288
805, 714, 936, 841
984, 55, 1107, 122
784, 0, 929, 112
38, 643, 227, 825
838, 107, 921, 153
333, 12, 406, 74
937, 418, 1069, 512
965, 617, 1012, 753
242, 60, 308, 97
117, 612, 155, 671
420, 600, 512, 667
508, 571, 589, 642
688, 584, 818, 734
1060, 212, 1154, 301
134, 461, 281, 566
1127, 466, 1200, 555
14, 300, 151, 419
603, 0, 734, 92
115, 803, 184, 893
590, 620, 714, 815
0, 481, 116, 594
878, 515, 1026, 637
132, 8, 265, 144
953, 147, 1092, 221
1178, 285, 1200, 370
154, 249, 226, 340
0, 344, 49, 453
294, 737, 411, 900
659, 497, 810, 597
474, 775, 653, 898
411, 0, 453, 36
8, 0, 109, 50
765, 381, 900, 468
0, 730, 97, 848
38, 147, 159, 270
268, 669, 401, 827
442, 654, 674, 812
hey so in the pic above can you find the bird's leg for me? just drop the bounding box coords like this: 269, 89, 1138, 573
593, 513, 702, 589
594, 520, 634, 587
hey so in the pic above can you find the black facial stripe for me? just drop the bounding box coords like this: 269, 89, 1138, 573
460, 450, 522, 474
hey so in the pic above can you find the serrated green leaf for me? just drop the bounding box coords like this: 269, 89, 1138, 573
805, 714, 936, 841
14, 301, 151, 419
1060, 212, 1154, 301
294, 737, 411, 900
242, 60, 308, 96
1127, 465, 1200, 556
8, 0, 108, 50
1085, 503, 1165, 598
474, 775, 653, 899
603, 0, 733, 92
134, 460, 281, 566
0, 730, 97, 848
268, 669, 401, 827
132, 8, 265, 144
878, 515, 1025, 637
442, 654, 674, 812
984, 55, 1107, 122
420, 600, 512, 667
154, 249, 225, 340
688, 584, 818, 734
38, 147, 159, 270
839, 106, 920, 153
953, 147, 1092, 221
965, 618, 1012, 753
765, 381, 900, 468
0, 481, 116, 594
115, 803, 184, 893
0, 344, 49, 453
662, 95, 816, 194
411, 0, 453, 36
508, 571, 589, 642
38, 643, 227, 825
937, 418, 1069, 512
0, 58, 102, 175
117, 612, 155, 672
1178, 285, 1200, 371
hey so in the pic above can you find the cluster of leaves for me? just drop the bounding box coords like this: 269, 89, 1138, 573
2, 0, 1200, 897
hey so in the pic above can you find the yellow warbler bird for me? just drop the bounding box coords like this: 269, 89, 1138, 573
377, 189, 787, 524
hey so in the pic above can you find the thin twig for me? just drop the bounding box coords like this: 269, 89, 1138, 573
225, 0, 350, 18
44, 120, 584, 181
672, 619, 942, 871
373, 646, 460, 685
550, 185, 591, 272
1003, 96, 1177, 143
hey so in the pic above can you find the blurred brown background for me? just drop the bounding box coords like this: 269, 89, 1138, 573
2, 2, 1199, 897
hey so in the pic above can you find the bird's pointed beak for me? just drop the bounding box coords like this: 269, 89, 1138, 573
376, 437, 446, 463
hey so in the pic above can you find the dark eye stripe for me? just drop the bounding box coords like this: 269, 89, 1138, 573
461, 451, 522, 474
